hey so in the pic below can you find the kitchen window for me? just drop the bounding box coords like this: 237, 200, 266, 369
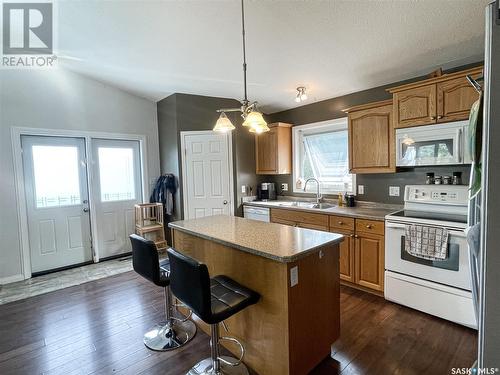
293, 118, 355, 194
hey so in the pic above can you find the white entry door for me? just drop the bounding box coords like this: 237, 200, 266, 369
21, 136, 92, 274
182, 132, 233, 219
91, 139, 142, 259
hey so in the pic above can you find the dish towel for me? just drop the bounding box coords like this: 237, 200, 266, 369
405, 224, 449, 261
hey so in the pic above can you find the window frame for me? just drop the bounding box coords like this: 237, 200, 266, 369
292, 117, 356, 195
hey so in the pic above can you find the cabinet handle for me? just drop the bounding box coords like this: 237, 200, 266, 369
354, 235, 359, 238
366, 224, 372, 229
430, 116, 436, 120
350, 234, 355, 238
338, 221, 343, 225
437, 115, 443, 119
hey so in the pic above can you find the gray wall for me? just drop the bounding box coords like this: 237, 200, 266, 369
157, 93, 259, 219
265, 63, 480, 204
0, 69, 160, 282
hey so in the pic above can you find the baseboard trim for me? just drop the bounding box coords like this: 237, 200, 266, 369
0, 274, 25, 285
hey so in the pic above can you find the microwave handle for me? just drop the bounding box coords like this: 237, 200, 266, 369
458, 128, 463, 163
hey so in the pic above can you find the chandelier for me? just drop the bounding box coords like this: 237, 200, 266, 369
213, 0, 269, 134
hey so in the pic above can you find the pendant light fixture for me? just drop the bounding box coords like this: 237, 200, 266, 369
213, 0, 269, 134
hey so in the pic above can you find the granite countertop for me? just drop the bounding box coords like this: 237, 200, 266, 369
243, 200, 402, 221
168, 215, 343, 263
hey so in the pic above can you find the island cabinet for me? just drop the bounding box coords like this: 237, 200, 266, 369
255, 122, 292, 175
169, 215, 342, 375
271, 208, 385, 294
343, 100, 395, 174
388, 66, 482, 129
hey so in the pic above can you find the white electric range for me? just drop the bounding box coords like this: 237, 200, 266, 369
385, 185, 476, 328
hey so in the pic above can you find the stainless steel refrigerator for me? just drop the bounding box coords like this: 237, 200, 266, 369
469, 0, 500, 368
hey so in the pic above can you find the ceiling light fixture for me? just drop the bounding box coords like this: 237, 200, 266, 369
295, 86, 308, 103
213, 0, 269, 134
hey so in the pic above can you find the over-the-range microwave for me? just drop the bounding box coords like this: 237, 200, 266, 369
395, 121, 472, 167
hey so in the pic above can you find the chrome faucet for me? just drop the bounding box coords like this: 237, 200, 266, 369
303, 178, 322, 204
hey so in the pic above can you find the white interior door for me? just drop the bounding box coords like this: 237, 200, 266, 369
182, 132, 233, 219
21, 136, 92, 274
91, 139, 142, 259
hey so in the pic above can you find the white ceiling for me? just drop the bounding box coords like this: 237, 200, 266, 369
57, 0, 489, 113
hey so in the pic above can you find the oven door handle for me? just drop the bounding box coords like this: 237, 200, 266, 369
386, 222, 406, 229
386, 221, 466, 238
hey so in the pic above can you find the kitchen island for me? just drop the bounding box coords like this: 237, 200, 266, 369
169, 215, 343, 375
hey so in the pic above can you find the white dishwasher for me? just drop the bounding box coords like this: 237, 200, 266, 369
243, 206, 270, 222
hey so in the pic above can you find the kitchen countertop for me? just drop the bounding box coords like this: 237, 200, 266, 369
168, 215, 344, 263
243, 199, 402, 221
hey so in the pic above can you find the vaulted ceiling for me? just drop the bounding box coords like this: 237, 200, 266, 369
57, 0, 489, 113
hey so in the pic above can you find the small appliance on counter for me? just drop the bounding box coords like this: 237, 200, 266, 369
257, 182, 276, 201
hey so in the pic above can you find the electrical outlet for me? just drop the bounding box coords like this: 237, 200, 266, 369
389, 186, 400, 197
358, 185, 365, 195
281, 183, 288, 192
241, 185, 246, 194
290, 266, 298, 287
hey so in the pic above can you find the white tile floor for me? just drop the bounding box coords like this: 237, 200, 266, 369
0, 257, 133, 305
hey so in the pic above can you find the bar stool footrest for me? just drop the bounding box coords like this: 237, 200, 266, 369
186, 356, 249, 375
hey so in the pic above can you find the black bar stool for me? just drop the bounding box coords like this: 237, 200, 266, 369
130, 234, 196, 351
167, 247, 260, 375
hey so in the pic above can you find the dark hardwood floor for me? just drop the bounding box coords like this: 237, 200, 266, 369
0, 271, 477, 375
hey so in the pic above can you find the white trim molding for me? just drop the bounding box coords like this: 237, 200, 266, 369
0, 274, 25, 286
10, 126, 150, 280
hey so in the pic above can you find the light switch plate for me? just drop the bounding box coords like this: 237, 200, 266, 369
281, 183, 288, 192
358, 185, 365, 195
389, 186, 400, 197
290, 266, 298, 287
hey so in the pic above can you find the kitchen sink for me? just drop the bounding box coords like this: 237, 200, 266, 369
278, 201, 336, 209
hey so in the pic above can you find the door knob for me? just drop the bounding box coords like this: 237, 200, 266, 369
83, 208, 89, 213
223, 200, 228, 205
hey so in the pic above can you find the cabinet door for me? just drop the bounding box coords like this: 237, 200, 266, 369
349, 103, 395, 173
437, 76, 480, 123
332, 229, 355, 283
393, 84, 437, 128
256, 128, 278, 174
354, 233, 384, 292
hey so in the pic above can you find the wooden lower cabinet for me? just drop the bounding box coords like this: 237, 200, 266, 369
332, 229, 355, 283
354, 232, 385, 292
271, 208, 385, 294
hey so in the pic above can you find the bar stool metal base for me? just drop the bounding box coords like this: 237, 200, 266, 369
144, 319, 196, 351
187, 356, 249, 375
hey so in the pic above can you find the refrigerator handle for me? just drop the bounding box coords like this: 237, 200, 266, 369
496, 0, 500, 25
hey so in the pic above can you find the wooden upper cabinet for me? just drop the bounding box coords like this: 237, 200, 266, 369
393, 84, 436, 128
437, 76, 481, 123
389, 66, 483, 129
255, 122, 292, 175
344, 100, 395, 174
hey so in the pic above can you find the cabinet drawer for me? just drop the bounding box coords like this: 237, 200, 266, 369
329, 215, 355, 231
356, 219, 385, 236
296, 222, 329, 231
271, 217, 296, 227
270, 208, 329, 227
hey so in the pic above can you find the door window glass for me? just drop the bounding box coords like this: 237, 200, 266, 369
32, 145, 81, 208
98, 147, 136, 202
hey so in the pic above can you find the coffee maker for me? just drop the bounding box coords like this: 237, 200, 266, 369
257, 182, 276, 201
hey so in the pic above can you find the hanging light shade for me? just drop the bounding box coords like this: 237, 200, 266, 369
213, 112, 235, 132
243, 111, 269, 133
